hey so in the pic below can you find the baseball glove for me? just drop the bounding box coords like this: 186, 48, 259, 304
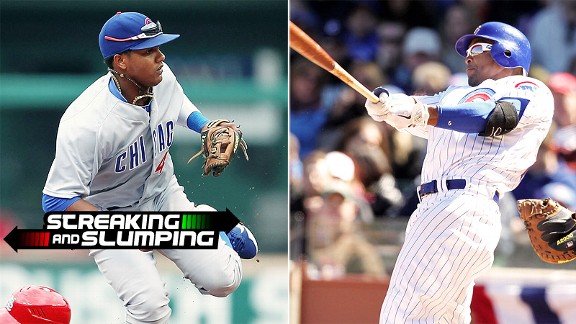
517, 198, 576, 264
188, 119, 248, 176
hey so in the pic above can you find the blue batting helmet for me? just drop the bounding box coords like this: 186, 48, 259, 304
455, 22, 531, 75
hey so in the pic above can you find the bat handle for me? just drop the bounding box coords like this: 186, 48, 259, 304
366, 89, 381, 104
373, 87, 389, 102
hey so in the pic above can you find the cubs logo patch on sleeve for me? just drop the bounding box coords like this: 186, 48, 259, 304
514, 81, 538, 92
461, 88, 496, 103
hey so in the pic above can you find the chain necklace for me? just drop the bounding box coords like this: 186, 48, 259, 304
108, 68, 154, 105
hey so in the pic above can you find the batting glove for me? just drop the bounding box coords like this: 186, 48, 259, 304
365, 87, 390, 122
387, 93, 416, 116
387, 94, 430, 129
409, 100, 430, 127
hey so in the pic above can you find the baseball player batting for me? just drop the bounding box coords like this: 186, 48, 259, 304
365, 22, 554, 322
42, 12, 257, 323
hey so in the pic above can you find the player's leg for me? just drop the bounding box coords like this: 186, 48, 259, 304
159, 175, 257, 258
159, 239, 242, 297
380, 192, 501, 323
89, 249, 171, 323
156, 177, 245, 296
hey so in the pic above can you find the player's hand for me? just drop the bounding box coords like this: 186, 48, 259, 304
382, 113, 412, 130
388, 93, 420, 117
380, 93, 415, 130
387, 94, 430, 128
365, 87, 390, 122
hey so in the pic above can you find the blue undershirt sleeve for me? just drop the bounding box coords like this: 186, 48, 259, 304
435, 101, 495, 133
42, 194, 81, 213
187, 111, 210, 133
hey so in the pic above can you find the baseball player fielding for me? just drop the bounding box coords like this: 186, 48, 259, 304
41, 11, 258, 323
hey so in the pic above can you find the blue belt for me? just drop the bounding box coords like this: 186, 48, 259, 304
418, 179, 499, 203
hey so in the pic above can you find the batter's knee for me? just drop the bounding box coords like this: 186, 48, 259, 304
125, 284, 171, 323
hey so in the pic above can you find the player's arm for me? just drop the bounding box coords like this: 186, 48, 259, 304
365, 88, 439, 138
428, 97, 529, 136
43, 117, 102, 212
366, 87, 528, 136
175, 93, 209, 132
186, 111, 209, 132
42, 194, 99, 212
64, 199, 99, 212
174, 89, 210, 133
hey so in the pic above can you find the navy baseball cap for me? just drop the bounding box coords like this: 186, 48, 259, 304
99, 12, 180, 59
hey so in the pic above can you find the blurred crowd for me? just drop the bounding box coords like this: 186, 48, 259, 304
289, 0, 576, 277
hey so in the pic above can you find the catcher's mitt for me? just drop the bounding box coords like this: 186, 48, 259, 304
188, 119, 248, 176
517, 198, 576, 264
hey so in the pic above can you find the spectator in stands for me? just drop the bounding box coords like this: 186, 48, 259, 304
306, 183, 387, 278
323, 151, 374, 222
392, 27, 442, 93
333, 117, 405, 217
411, 61, 452, 96
440, 3, 478, 73
290, 133, 307, 262
334, 116, 392, 161
290, 57, 330, 159
342, 3, 380, 62
320, 61, 388, 149
458, 0, 492, 24
548, 72, 576, 190
377, 0, 436, 29
289, 0, 320, 33
292, 150, 374, 258
289, 133, 304, 199
375, 21, 407, 78
513, 130, 559, 200
539, 182, 576, 210
528, 0, 576, 73
548, 72, 576, 130
290, 150, 330, 261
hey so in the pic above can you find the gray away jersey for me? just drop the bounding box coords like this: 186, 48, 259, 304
43, 64, 198, 210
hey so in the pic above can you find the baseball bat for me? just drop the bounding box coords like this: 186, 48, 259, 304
289, 21, 379, 103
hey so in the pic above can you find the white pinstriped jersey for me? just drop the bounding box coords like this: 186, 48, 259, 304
43, 64, 199, 210
409, 75, 553, 194
379, 75, 554, 323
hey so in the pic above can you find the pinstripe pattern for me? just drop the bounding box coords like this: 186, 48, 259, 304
418, 77, 553, 192
380, 76, 554, 323
381, 193, 500, 323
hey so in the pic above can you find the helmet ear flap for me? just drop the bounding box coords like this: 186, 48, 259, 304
489, 41, 521, 71
489, 42, 511, 67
